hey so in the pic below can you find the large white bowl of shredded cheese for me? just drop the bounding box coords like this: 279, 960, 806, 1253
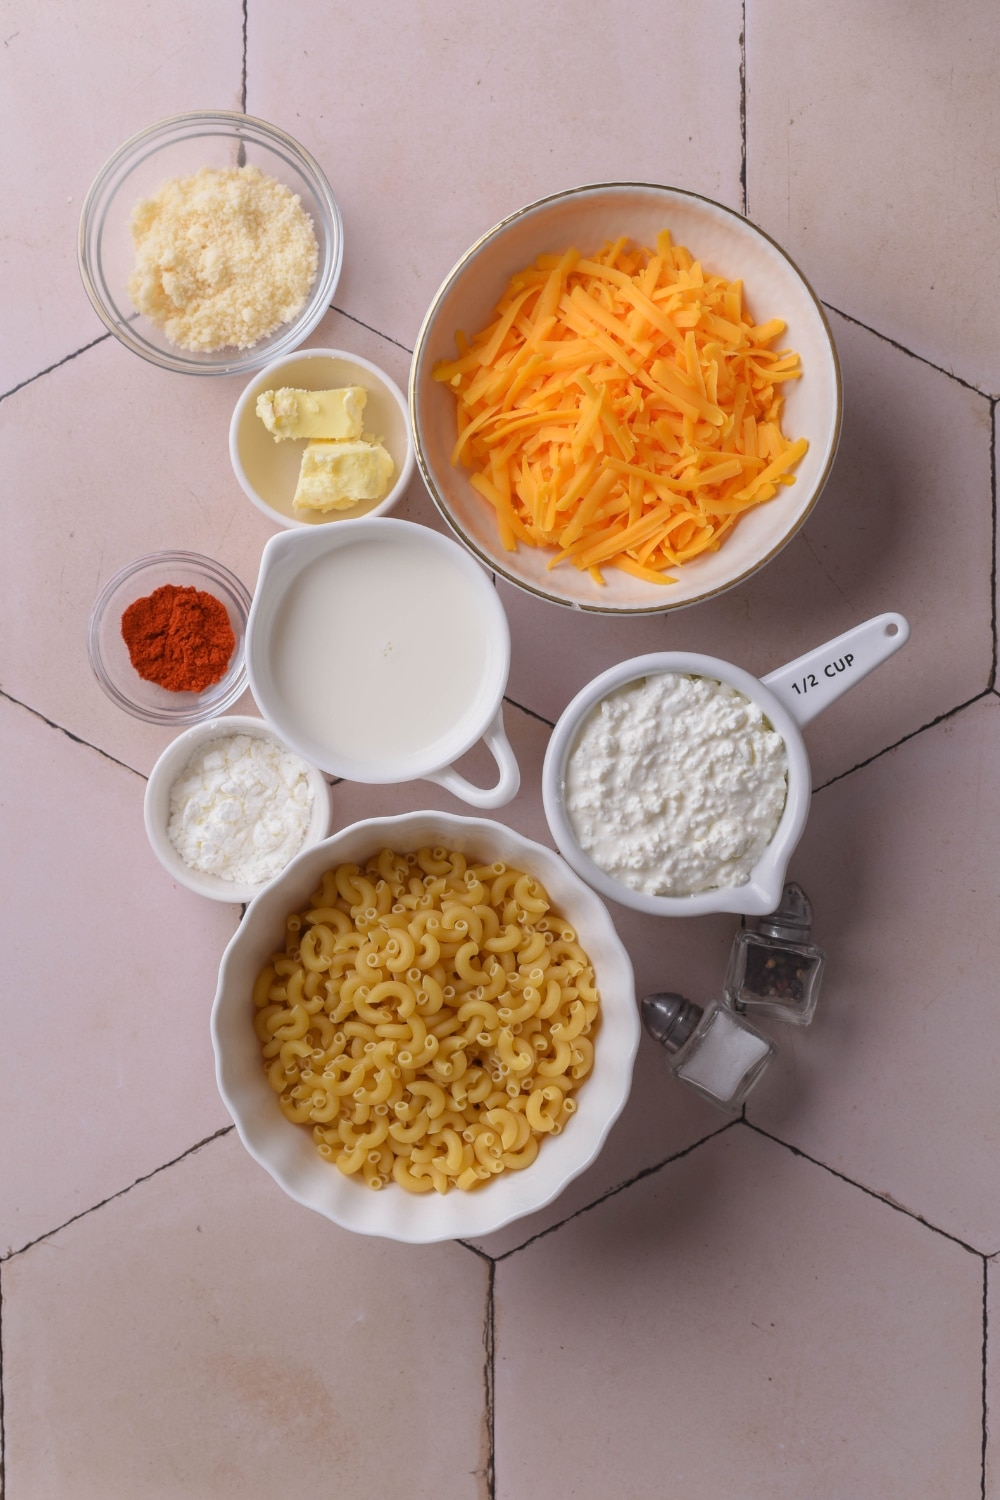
411, 181, 842, 614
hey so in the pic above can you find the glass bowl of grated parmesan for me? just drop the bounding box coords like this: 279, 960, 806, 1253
79, 111, 343, 377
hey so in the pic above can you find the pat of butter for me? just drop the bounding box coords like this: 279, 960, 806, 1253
256, 386, 367, 442
292, 439, 395, 512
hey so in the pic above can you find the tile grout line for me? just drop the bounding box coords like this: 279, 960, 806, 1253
485, 1260, 496, 1500
990, 400, 997, 692
823, 301, 996, 400
742, 1119, 986, 1256
0, 311, 411, 417
457, 1236, 494, 1263
739, 0, 747, 217
0, 681, 551, 777
813, 688, 995, 793
0, 1259, 6, 1500
492, 1117, 741, 1263
5, 9, 990, 1475
0, 688, 146, 781
982, 1256, 989, 1500
240, 0, 247, 112
0, 1125, 234, 1265
502, 694, 554, 731
2, 289, 993, 422
0, 331, 113, 405
329, 304, 414, 356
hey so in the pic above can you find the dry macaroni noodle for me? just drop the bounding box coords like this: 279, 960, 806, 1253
253, 847, 601, 1193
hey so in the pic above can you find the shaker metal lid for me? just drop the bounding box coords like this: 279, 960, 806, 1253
640, 992, 703, 1053
757, 881, 813, 942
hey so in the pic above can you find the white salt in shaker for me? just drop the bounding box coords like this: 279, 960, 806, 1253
641, 992, 777, 1113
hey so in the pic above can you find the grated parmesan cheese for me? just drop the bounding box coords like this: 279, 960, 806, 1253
127, 164, 319, 352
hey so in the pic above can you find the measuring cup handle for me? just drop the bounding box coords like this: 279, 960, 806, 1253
761, 611, 910, 728
422, 705, 521, 809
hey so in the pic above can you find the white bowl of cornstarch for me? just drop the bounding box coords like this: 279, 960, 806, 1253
211, 810, 638, 1243
144, 715, 333, 903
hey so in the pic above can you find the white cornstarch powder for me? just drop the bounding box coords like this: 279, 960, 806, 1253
167, 732, 316, 885
564, 672, 788, 897
676, 1009, 773, 1101
128, 164, 319, 351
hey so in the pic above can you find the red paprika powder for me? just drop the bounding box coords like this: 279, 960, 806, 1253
120, 583, 236, 693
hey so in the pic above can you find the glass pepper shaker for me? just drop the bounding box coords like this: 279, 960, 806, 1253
724, 881, 825, 1027
641, 992, 777, 1113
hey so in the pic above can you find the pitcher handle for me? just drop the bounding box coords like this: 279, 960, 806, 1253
422, 705, 521, 809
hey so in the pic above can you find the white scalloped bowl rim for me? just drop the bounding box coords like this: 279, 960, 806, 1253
211, 810, 639, 1242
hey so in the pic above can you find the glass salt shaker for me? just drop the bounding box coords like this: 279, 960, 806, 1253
724, 881, 825, 1027
641, 992, 777, 1113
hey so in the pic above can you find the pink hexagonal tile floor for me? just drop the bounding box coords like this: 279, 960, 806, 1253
3, 2, 998, 1496
494, 1126, 984, 1498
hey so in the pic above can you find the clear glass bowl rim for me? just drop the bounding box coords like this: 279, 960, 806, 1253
77, 109, 344, 377
87, 548, 252, 724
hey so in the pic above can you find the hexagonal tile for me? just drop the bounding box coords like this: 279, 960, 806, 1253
1, 1130, 489, 1498
0, 305, 429, 776
2, 0, 244, 396
247, 0, 745, 349
748, 694, 1000, 1251
494, 1126, 982, 1498
746, 0, 1000, 393
0, 694, 234, 1253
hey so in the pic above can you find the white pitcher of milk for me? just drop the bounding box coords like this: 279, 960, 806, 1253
246, 519, 521, 809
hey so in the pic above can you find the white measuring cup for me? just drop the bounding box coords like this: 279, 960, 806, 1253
542, 612, 910, 916
246, 519, 520, 809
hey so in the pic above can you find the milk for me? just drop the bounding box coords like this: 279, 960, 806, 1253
268, 533, 495, 772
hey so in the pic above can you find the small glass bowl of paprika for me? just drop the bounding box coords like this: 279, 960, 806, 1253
88, 550, 251, 725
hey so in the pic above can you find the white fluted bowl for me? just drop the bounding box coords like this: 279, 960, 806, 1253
211, 811, 638, 1242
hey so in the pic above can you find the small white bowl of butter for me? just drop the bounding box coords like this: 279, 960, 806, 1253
229, 348, 416, 529
542, 613, 910, 918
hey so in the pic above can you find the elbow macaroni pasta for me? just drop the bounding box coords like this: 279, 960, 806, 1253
253, 847, 601, 1194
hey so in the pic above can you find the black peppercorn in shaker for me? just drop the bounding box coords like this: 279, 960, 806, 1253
723, 882, 825, 1026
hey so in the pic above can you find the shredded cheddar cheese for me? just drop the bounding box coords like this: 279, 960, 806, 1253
433, 231, 808, 583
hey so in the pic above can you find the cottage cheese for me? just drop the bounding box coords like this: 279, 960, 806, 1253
167, 732, 316, 886
564, 672, 788, 897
